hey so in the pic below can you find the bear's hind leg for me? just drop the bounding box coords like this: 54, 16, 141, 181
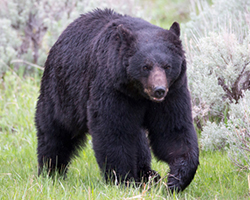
37, 123, 87, 176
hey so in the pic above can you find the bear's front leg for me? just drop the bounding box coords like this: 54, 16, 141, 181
149, 125, 199, 192
136, 129, 161, 184
87, 93, 148, 184
145, 87, 199, 192
166, 150, 198, 192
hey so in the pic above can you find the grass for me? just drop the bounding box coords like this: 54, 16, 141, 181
0, 71, 249, 199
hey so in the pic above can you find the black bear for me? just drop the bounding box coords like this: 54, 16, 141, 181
35, 8, 199, 192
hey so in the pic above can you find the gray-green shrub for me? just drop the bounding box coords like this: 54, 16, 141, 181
183, 0, 250, 159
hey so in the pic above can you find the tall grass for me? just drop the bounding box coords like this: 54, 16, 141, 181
0, 71, 249, 199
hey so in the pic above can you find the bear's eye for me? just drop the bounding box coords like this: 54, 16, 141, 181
142, 65, 151, 71
163, 65, 171, 70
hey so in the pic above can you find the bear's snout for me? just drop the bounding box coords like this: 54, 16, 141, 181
145, 66, 168, 102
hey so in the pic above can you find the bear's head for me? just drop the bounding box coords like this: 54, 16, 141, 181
117, 22, 186, 103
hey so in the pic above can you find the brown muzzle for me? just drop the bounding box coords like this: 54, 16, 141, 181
144, 66, 168, 102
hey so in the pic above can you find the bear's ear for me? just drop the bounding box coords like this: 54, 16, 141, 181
117, 24, 135, 45
169, 22, 180, 37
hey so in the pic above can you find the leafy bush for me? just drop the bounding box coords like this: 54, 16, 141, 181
200, 121, 228, 151
184, 0, 250, 39
183, 0, 250, 161
200, 91, 250, 170
0, 18, 21, 76
226, 91, 250, 170
183, 0, 250, 122
188, 31, 250, 121
0, 0, 76, 76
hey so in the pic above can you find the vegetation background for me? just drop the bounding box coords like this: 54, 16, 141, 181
0, 0, 250, 199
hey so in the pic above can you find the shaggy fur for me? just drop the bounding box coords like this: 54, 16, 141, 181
35, 9, 199, 192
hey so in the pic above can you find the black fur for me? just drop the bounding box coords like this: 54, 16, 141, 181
35, 9, 199, 192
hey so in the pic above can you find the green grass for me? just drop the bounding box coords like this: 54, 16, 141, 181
0, 71, 249, 199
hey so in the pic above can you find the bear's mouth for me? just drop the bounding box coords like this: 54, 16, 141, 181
150, 96, 165, 102
144, 88, 167, 103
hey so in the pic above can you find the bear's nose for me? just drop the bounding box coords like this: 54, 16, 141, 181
153, 86, 166, 98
